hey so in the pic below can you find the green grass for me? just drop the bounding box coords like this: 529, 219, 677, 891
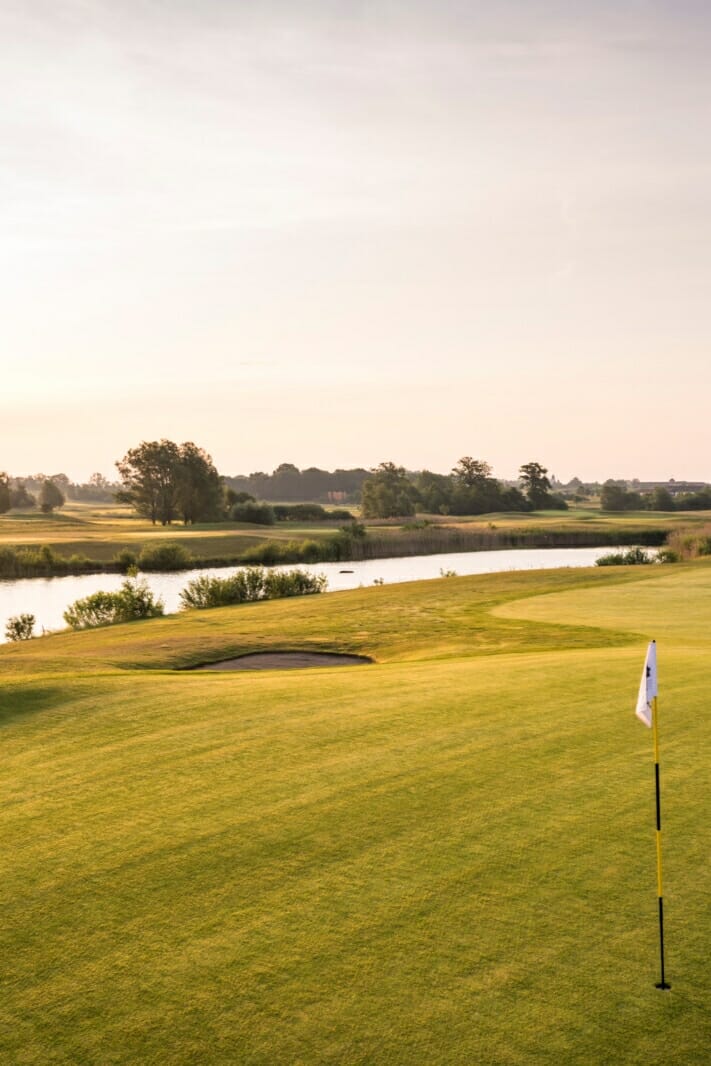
2, 562, 711, 1063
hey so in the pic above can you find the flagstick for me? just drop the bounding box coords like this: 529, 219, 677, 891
652, 694, 671, 990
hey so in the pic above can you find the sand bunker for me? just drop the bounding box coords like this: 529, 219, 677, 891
193, 651, 373, 672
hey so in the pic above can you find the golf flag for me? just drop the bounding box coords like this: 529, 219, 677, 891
635, 640, 657, 728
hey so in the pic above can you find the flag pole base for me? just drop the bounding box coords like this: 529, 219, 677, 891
655, 982, 671, 991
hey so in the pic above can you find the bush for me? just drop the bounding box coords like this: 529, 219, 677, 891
137, 541, 194, 571
5, 613, 36, 641
344, 522, 367, 539
114, 548, 138, 572
239, 541, 285, 565
230, 502, 276, 525
180, 567, 327, 610
264, 569, 327, 598
298, 539, 323, 563
596, 547, 654, 567
64, 577, 164, 629
273, 503, 327, 521
657, 547, 680, 564
0, 546, 95, 577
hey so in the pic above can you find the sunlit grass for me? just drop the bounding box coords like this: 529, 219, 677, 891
2, 562, 711, 1062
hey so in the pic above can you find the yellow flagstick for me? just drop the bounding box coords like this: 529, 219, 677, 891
652, 691, 671, 990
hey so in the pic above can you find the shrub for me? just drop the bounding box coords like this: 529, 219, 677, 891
0, 546, 93, 577
180, 567, 327, 610
698, 537, 711, 556
273, 503, 327, 521
114, 548, 138, 572
298, 539, 323, 563
657, 547, 680, 564
341, 521, 366, 538
230, 502, 276, 525
67, 554, 93, 570
596, 547, 654, 567
240, 541, 284, 565
5, 614, 35, 641
264, 569, 327, 598
64, 577, 164, 629
137, 541, 193, 571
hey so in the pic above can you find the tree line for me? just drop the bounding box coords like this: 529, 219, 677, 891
3, 445, 710, 523
598, 482, 711, 512
360, 459, 567, 518
0, 471, 119, 513
224, 463, 370, 503
0, 473, 67, 514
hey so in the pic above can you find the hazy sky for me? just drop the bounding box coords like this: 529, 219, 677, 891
2, 1, 710, 481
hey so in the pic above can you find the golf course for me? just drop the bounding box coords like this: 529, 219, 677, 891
2, 559, 710, 1063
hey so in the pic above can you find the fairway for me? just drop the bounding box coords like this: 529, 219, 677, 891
2, 564, 711, 1064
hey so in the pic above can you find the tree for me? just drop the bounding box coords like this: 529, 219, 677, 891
415, 470, 453, 514
39, 479, 65, 513
271, 463, 302, 501
116, 439, 181, 525
116, 440, 224, 525
9, 481, 35, 509
175, 442, 223, 524
0, 472, 10, 514
360, 462, 420, 518
519, 462, 552, 508
600, 483, 629, 511
649, 487, 676, 512
451, 457, 492, 488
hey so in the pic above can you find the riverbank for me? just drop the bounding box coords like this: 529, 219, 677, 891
1, 501, 707, 578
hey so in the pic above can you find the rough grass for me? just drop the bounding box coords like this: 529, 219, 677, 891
2, 561, 711, 1063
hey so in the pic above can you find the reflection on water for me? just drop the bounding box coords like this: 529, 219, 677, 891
0, 546, 628, 643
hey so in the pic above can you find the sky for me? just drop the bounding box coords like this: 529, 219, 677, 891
1, 0, 710, 483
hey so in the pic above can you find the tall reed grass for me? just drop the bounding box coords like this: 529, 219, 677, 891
665, 527, 711, 560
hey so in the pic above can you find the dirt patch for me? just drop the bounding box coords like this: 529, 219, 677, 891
193, 651, 373, 672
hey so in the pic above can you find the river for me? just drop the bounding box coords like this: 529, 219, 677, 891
0, 546, 634, 643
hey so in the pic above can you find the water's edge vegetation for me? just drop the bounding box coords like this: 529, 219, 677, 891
0, 524, 669, 579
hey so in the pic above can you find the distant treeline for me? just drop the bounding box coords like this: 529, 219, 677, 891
0, 473, 118, 510
4, 452, 711, 521
599, 483, 711, 512
224, 464, 370, 502
359, 459, 568, 518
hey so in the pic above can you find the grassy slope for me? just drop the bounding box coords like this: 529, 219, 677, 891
2, 563, 711, 1063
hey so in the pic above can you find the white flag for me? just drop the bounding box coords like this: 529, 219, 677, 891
635, 641, 657, 728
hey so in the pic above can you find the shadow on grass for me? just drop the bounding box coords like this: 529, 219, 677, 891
0, 684, 69, 727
